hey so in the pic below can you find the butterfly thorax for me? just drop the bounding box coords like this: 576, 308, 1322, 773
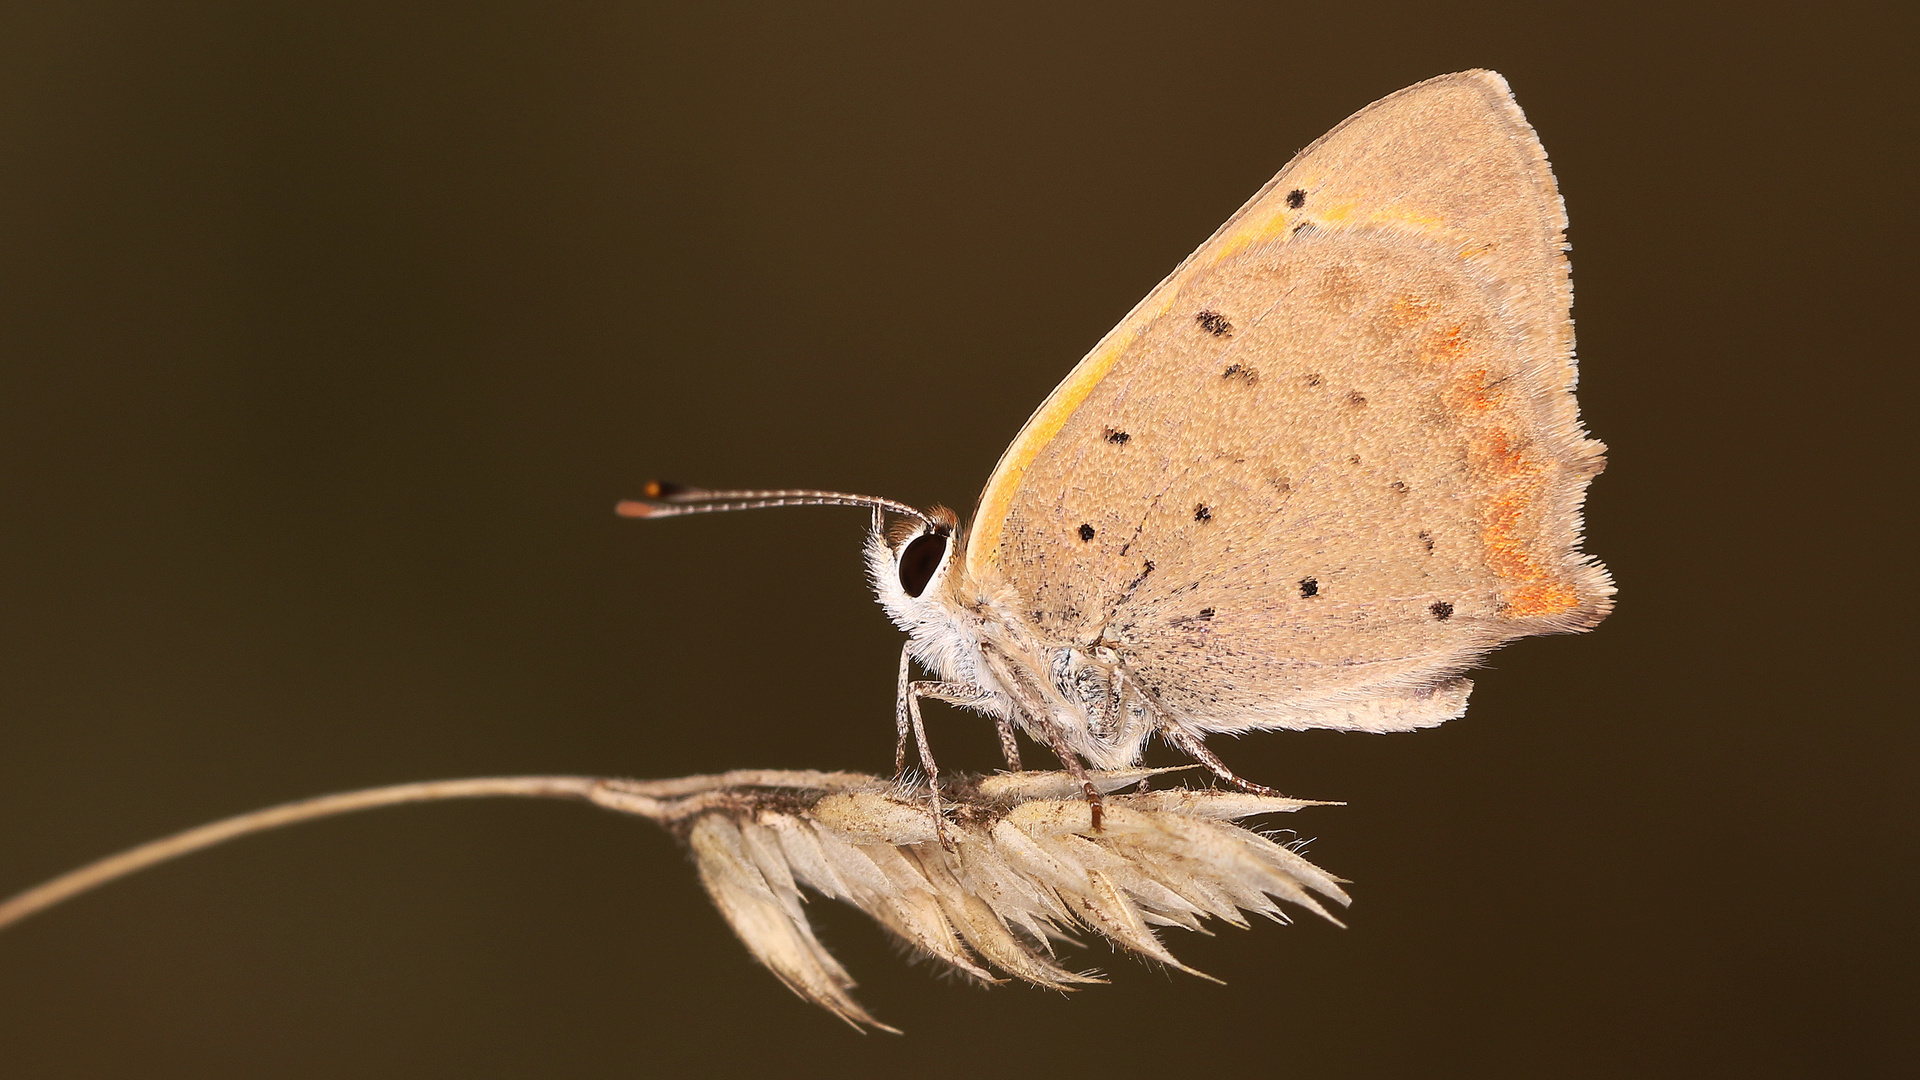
869, 521, 1157, 770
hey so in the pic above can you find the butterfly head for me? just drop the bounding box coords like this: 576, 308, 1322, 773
867, 505, 962, 618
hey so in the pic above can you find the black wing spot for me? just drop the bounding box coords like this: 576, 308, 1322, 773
1299, 577, 1319, 598
1078, 523, 1096, 542
1195, 310, 1234, 336
1286, 188, 1306, 209
1304, 372, 1322, 388
1104, 427, 1130, 444
1390, 480, 1409, 495
1418, 529, 1435, 553
897, 532, 948, 598
1347, 454, 1362, 465
1292, 222, 1317, 238
1430, 601, 1455, 621
1198, 607, 1215, 619
1193, 503, 1212, 522
1348, 391, 1368, 406
1222, 363, 1259, 385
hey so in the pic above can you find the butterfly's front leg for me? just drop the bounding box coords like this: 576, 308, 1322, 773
893, 645, 913, 777
893, 645, 995, 776
894, 646, 991, 849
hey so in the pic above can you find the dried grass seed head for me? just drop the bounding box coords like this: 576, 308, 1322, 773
591, 768, 1345, 1030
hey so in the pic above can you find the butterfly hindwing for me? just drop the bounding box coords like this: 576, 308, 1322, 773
967, 70, 1611, 734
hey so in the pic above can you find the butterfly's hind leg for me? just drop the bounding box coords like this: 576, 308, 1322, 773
1160, 725, 1283, 797
1120, 672, 1282, 795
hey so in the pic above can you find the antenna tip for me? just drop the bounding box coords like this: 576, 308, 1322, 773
619, 480, 703, 517
644, 480, 697, 499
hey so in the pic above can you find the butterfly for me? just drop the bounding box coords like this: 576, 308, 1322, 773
620, 70, 1612, 830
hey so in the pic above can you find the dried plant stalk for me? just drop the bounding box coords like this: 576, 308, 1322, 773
0, 768, 1345, 1031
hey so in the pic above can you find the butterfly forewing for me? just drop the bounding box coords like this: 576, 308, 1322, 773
967, 70, 1611, 734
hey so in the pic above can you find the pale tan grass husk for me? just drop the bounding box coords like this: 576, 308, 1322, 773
0, 768, 1345, 1032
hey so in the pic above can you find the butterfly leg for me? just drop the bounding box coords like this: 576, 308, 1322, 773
994, 716, 1022, 771
898, 677, 990, 851
1160, 725, 1282, 797
893, 645, 913, 777
902, 687, 951, 850
1032, 722, 1104, 832
893, 646, 993, 776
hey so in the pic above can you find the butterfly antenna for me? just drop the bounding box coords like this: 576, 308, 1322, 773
616, 481, 935, 527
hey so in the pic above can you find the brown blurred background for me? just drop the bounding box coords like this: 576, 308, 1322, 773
0, 2, 1908, 1076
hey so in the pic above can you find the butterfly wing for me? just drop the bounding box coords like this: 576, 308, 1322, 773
964, 70, 1611, 734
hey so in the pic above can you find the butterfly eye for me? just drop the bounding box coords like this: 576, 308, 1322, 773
897, 532, 949, 598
